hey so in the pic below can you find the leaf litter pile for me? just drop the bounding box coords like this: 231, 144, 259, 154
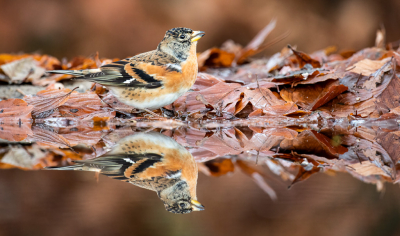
1, 21, 400, 196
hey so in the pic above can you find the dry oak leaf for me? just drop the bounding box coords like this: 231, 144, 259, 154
0, 57, 46, 84
58, 91, 110, 117
24, 88, 76, 117
288, 45, 321, 68
346, 57, 391, 76
337, 58, 395, 105
281, 80, 348, 111
174, 82, 242, 114
197, 48, 236, 68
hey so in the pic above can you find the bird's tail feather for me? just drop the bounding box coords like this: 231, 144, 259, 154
47, 69, 102, 77
47, 70, 84, 76
45, 164, 84, 171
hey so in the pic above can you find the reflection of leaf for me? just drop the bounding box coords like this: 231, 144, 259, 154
289, 166, 320, 188
204, 158, 235, 177
236, 160, 277, 200
349, 161, 391, 177
28, 125, 72, 149
280, 130, 348, 159
0, 145, 47, 169
0, 98, 33, 142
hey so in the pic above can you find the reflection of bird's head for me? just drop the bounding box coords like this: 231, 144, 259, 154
160, 180, 204, 214
158, 27, 205, 61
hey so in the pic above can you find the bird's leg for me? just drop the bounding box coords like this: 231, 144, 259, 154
160, 107, 175, 118
112, 109, 135, 118
143, 108, 161, 117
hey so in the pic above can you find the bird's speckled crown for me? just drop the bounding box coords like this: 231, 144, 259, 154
166, 27, 193, 37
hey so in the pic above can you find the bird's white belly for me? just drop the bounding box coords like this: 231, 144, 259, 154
110, 87, 186, 110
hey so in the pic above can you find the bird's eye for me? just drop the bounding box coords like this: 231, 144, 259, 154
179, 35, 186, 39
179, 203, 186, 208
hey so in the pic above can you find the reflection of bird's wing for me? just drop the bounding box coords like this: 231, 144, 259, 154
73, 153, 183, 192
73, 153, 162, 180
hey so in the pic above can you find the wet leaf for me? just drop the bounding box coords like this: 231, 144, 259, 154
288, 45, 321, 68
281, 80, 348, 111
24, 88, 76, 116
58, 91, 110, 117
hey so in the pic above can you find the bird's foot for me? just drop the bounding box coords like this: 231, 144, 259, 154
160, 107, 175, 118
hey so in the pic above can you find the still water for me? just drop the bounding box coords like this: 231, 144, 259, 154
0, 120, 399, 236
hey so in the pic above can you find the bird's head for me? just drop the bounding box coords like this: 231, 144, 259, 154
158, 27, 205, 61
159, 180, 204, 214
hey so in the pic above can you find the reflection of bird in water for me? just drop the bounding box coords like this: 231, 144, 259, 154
48, 132, 204, 214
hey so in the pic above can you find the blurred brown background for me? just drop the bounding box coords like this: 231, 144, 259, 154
1, 170, 400, 236
1, 0, 400, 59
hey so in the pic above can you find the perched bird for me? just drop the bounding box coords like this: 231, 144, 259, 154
47, 27, 205, 114
47, 132, 204, 214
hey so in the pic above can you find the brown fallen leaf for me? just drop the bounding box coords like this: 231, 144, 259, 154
197, 48, 236, 68
191, 73, 225, 91
235, 87, 285, 115
58, 91, 111, 117
271, 67, 328, 84
336, 58, 395, 105
346, 58, 391, 76
281, 80, 348, 111
174, 81, 242, 114
288, 45, 321, 68
0, 57, 46, 84
24, 88, 77, 117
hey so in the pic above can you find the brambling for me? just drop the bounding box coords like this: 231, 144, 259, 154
48, 28, 205, 114
47, 132, 204, 214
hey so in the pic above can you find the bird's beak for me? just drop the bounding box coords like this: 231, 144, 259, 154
191, 199, 205, 211
191, 31, 205, 42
